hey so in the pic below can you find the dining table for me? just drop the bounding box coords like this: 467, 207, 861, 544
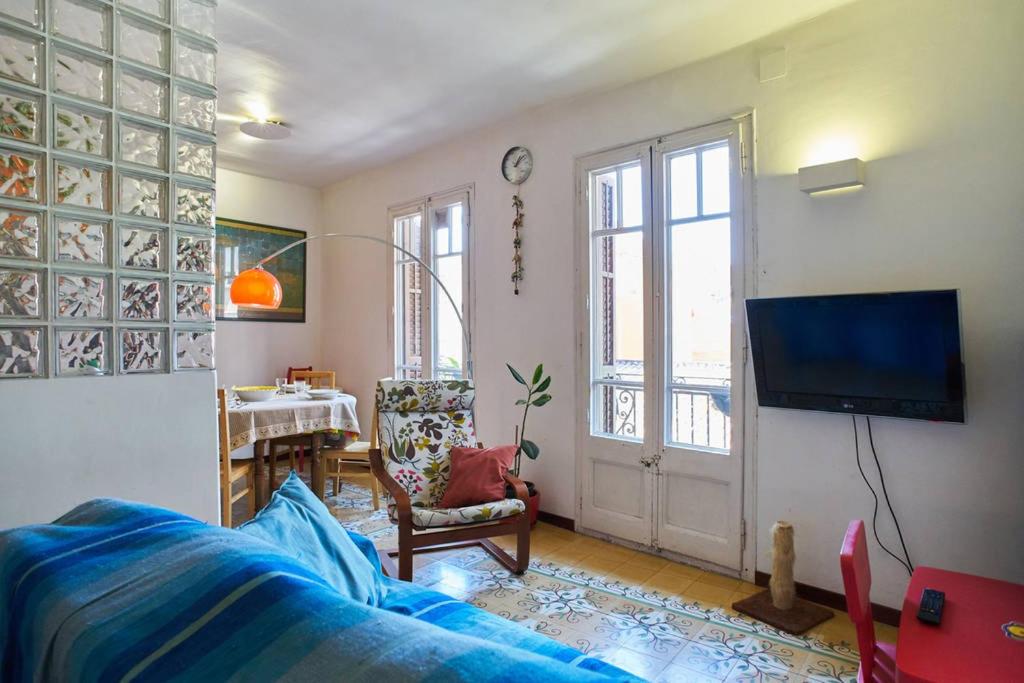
227, 392, 360, 505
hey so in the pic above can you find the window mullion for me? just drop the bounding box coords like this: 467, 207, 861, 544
421, 204, 434, 380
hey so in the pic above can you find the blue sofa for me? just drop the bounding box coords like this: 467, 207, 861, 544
0, 495, 638, 682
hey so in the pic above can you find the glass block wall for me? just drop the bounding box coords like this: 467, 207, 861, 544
0, 0, 216, 378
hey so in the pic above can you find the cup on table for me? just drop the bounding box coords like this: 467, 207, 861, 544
295, 380, 308, 394
275, 377, 287, 393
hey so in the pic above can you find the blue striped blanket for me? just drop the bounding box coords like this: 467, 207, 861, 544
0, 499, 639, 682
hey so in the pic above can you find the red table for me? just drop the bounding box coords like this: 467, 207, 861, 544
898, 566, 1024, 682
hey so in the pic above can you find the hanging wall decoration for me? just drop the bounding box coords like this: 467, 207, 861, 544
500, 146, 532, 295
511, 194, 523, 294
0, 0, 219, 379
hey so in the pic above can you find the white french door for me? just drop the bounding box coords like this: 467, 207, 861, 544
577, 118, 751, 571
577, 143, 655, 545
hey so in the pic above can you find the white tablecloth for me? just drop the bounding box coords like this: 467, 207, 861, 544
227, 394, 360, 451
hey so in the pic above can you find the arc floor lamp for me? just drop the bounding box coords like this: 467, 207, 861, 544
229, 233, 473, 378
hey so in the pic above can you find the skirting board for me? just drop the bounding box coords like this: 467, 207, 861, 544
754, 571, 901, 627
536, 511, 575, 532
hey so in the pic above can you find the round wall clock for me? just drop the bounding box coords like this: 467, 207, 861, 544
501, 146, 533, 185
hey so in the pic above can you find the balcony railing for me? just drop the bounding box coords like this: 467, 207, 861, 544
594, 381, 730, 450
598, 382, 645, 440
669, 383, 730, 451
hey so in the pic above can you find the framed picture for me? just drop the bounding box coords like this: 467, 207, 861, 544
215, 217, 306, 322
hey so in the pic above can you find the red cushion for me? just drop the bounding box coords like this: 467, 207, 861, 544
439, 445, 516, 508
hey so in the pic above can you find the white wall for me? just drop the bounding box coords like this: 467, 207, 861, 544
215, 169, 324, 390
0, 170, 324, 529
0, 373, 219, 527
320, 0, 1024, 607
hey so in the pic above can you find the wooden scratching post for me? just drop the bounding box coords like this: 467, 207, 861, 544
732, 521, 833, 634
770, 521, 796, 609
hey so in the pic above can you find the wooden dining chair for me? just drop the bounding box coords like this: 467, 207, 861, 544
270, 370, 337, 478
292, 370, 336, 389
218, 388, 256, 527
319, 411, 381, 509
286, 365, 312, 383
841, 520, 897, 683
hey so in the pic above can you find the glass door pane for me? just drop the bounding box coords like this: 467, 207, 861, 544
394, 211, 423, 379
665, 142, 732, 450
590, 161, 645, 441
431, 201, 465, 379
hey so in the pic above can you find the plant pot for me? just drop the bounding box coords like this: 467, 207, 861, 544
527, 487, 540, 529
506, 480, 541, 528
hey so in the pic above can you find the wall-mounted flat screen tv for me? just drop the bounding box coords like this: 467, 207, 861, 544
745, 290, 964, 422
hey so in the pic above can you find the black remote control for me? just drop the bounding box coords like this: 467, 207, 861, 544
917, 588, 944, 625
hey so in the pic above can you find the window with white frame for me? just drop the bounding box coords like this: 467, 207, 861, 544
391, 189, 471, 380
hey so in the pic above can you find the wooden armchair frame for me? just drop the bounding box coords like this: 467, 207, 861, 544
369, 419, 530, 581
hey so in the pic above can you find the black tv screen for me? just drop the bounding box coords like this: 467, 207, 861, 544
745, 290, 964, 422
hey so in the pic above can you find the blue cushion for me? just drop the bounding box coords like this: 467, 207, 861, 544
239, 471, 386, 605
347, 528, 384, 574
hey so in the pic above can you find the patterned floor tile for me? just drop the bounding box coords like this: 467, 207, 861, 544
595, 604, 699, 661
602, 646, 673, 680
684, 624, 803, 683
513, 582, 611, 628
673, 637, 740, 680
796, 652, 860, 683
655, 662, 727, 683
237, 476, 880, 682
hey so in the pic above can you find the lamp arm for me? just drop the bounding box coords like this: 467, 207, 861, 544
253, 232, 472, 378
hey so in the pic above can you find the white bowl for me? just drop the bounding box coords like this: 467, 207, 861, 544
307, 389, 340, 399
234, 388, 278, 402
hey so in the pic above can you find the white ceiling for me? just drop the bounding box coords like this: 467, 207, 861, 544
215, 0, 852, 187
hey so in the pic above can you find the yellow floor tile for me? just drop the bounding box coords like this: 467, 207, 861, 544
628, 552, 671, 571
598, 545, 641, 563
876, 621, 899, 644
542, 549, 592, 567
656, 561, 704, 579
724, 589, 760, 611
680, 580, 735, 606
528, 548, 558, 562
807, 613, 859, 646
641, 569, 694, 597
733, 580, 760, 596
605, 563, 660, 584
561, 536, 608, 552
574, 555, 627, 576
692, 571, 740, 591
534, 523, 576, 541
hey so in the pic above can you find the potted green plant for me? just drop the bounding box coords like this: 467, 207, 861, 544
506, 362, 552, 527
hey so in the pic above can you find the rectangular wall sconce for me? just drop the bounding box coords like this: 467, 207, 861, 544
798, 158, 865, 194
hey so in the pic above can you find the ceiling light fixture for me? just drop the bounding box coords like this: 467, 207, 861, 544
240, 119, 291, 140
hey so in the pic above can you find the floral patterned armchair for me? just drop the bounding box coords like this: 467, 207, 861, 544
370, 378, 530, 581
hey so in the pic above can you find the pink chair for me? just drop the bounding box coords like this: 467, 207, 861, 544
840, 520, 897, 683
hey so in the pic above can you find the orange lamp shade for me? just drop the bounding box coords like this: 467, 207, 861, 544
230, 267, 283, 309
